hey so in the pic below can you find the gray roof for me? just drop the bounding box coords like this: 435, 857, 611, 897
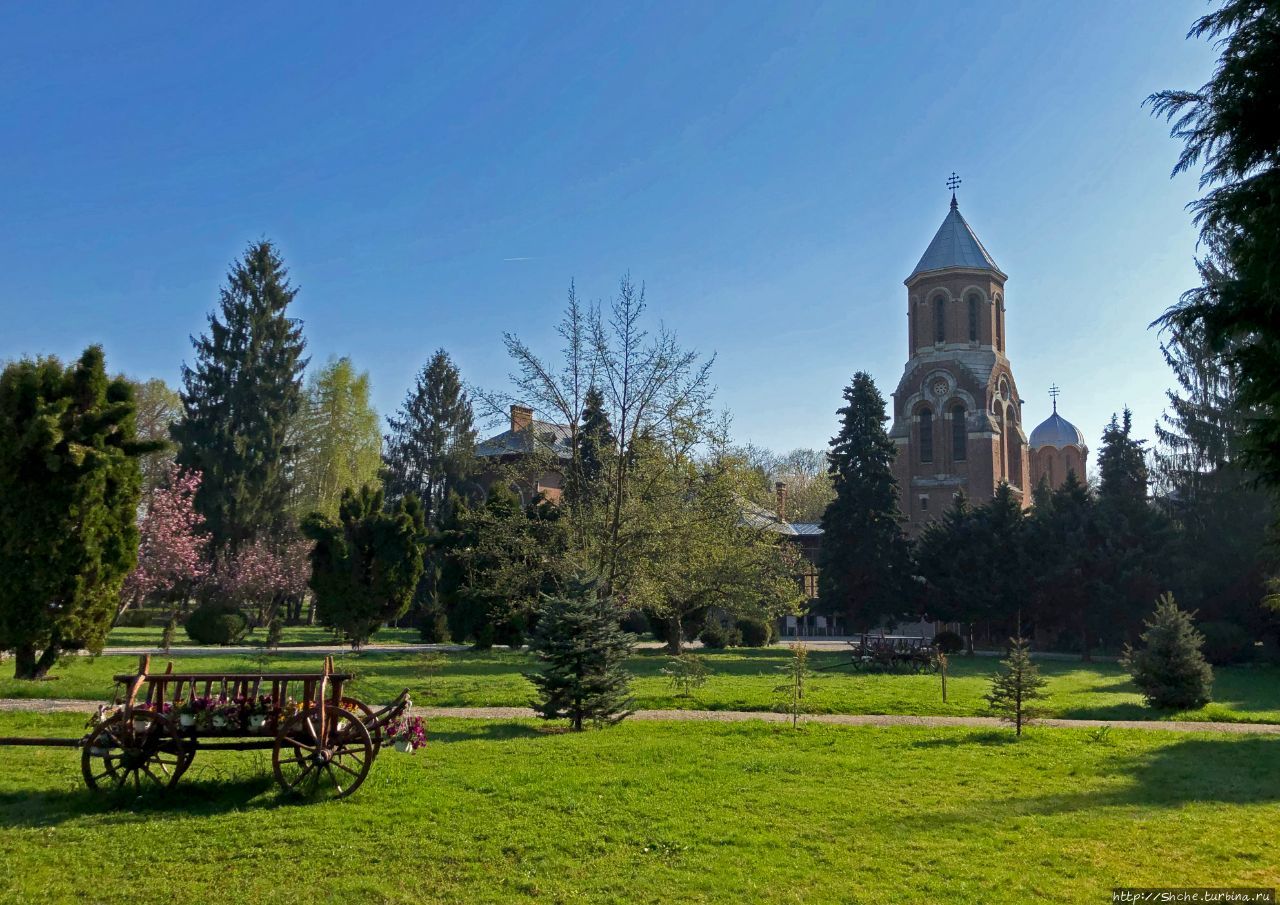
907, 200, 1004, 281
1029, 410, 1087, 450
789, 522, 824, 536
476, 419, 574, 460
739, 497, 797, 535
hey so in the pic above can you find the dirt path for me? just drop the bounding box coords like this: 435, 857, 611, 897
2, 698, 1275, 735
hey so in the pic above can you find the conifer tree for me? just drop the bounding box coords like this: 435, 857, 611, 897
566, 385, 614, 511
382, 349, 477, 524
525, 577, 636, 730
818, 372, 912, 630
1121, 592, 1214, 710
172, 241, 308, 558
0, 348, 156, 679
303, 485, 427, 648
986, 637, 1049, 735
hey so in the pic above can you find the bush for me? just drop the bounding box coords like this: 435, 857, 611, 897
1198, 620, 1251, 665
698, 619, 741, 649
114, 607, 169, 628
738, 616, 774, 647
1121, 593, 1213, 710
933, 630, 964, 655
185, 600, 249, 645
418, 606, 451, 644
620, 609, 651, 638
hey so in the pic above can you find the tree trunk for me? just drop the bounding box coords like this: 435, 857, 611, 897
1081, 626, 1092, 662
966, 623, 975, 656
13, 642, 60, 680
666, 615, 683, 654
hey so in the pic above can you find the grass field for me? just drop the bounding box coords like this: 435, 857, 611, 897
5, 646, 1280, 724
103, 624, 422, 648
0, 711, 1276, 904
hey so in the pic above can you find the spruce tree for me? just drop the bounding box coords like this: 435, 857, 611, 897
0, 348, 155, 679
172, 241, 308, 558
525, 577, 636, 730
1121, 592, 1214, 710
986, 637, 1049, 735
382, 348, 477, 524
818, 372, 912, 630
566, 385, 614, 511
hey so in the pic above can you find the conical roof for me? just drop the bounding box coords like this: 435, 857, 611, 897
908, 198, 1004, 281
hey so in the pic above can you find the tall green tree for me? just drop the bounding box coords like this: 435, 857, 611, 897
565, 385, 614, 514
130, 377, 182, 504
293, 357, 382, 522
817, 372, 913, 630
0, 348, 155, 678
1149, 0, 1280, 509
1026, 473, 1105, 657
172, 240, 308, 558
382, 349, 477, 524
303, 485, 427, 648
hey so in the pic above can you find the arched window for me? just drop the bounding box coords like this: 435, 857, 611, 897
951, 402, 966, 462
967, 294, 979, 342
918, 407, 933, 463
933, 296, 946, 344
995, 298, 1004, 351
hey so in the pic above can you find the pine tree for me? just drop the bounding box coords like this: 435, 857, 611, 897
0, 347, 156, 679
172, 241, 308, 558
525, 577, 636, 730
1121, 592, 1214, 710
818, 372, 913, 630
382, 349, 477, 524
303, 485, 427, 648
986, 637, 1049, 735
566, 385, 614, 511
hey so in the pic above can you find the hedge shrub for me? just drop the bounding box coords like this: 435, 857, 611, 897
933, 630, 964, 654
1198, 620, 1251, 665
185, 600, 249, 645
738, 616, 774, 647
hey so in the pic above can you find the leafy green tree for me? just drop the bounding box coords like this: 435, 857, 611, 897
526, 577, 636, 730
1121, 592, 1214, 710
818, 372, 913, 630
986, 637, 1049, 735
130, 377, 182, 504
383, 349, 477, 523
172, 240, 308, 558
1149, 0, 1280, 510
0, 348, 155, 679
303, 485, 427, 648
292, 357, 382, 521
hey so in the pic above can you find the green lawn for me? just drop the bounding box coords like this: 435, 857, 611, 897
104, 624, 422, 648
0, 711, 1276, 904
5, 647, 1280, 724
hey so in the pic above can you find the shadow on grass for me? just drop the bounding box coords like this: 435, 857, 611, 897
911, 731, 1019, 748
427, 723, 543, 744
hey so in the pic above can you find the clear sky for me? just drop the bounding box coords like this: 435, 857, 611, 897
0, 2, 1219, 463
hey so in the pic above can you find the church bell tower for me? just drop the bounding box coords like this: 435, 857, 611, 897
889, 180, 1029, 534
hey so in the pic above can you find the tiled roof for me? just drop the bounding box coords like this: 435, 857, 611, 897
908, 200, 1003, 280
476, 419, 574, 461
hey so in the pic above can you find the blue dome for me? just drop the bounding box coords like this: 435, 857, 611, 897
1029, 411, 1086, 449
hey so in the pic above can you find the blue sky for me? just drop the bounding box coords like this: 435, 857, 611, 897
0, 2, 1217, 463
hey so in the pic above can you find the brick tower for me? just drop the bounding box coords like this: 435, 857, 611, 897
889, 190, 1029, 534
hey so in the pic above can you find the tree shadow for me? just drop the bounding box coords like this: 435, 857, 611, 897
426, 722, 543, 744
911, 731, 1019, 748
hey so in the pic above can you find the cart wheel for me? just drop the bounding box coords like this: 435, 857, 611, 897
82, 711, 187, 794
340, 697, 382, 756
273, 704, 373, 800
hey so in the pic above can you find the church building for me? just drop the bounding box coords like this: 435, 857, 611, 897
889, 188, 1087, 534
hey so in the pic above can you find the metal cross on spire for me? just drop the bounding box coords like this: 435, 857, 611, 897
946, 172, 961, 208
1048, 383, 1060, 413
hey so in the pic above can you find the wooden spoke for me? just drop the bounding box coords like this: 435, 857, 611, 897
273, 704, 373, 800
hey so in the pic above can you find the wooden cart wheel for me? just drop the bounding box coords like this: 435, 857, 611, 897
340, 697, 382, 755
82, 711, 187, 794
272, 704, 373, 800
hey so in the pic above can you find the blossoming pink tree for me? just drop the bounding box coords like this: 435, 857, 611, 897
119, 466, 212, 617
216, 535, 312, 626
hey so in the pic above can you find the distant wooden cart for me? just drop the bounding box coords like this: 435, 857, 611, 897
0, 655, 410, 800
840, 634, 937, 673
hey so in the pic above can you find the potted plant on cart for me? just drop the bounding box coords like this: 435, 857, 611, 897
211, 698, 240, 732
132, 702, 171, 734
177, 695, 213, 730
386, 716, 427, 753
245, 695, 273, 733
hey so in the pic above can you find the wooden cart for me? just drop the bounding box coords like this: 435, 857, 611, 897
0, 655, 411, 800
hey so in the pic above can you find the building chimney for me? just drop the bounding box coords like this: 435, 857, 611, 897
775, 481, 788, 522
510, 404, 534, 432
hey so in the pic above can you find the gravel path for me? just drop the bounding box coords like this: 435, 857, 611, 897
2, 698, 1275, 734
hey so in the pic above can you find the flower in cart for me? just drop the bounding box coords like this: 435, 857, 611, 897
87, 704, 121, 728
244, 695, 273, 732
386, 716, 427, 753
211, 698, 241, 731
177, 695, 215, 729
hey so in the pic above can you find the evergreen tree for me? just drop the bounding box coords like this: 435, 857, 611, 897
0, 348, 156, 679
566, 385, 614, 511
1027, 473, 1105, 657
382, 349, 477, 524
818, 372, 913, 630
1121, 592, 1214, 710
915, 492, 985, 641
1149, 1, 1280, 508
303, 485, 427, 648
525, 577, 636, 730
172, 240, 308, 558
986, 637, 1049, 735
292, 357, 382, 522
